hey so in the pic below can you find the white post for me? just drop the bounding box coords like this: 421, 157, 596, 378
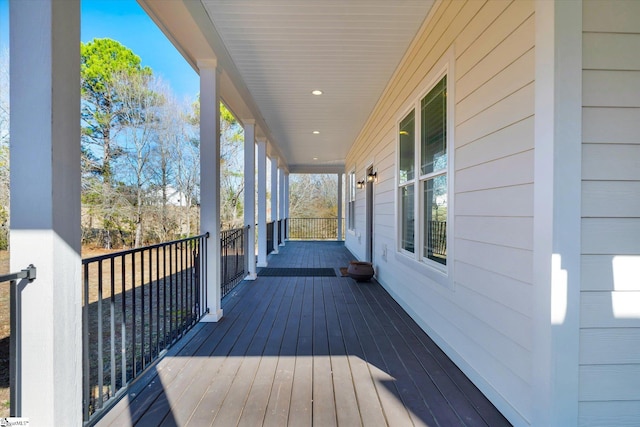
337, 173, 343, 241
285, 172, 290, 240
279, 168, 286, 246
199, 60, 223, 322
10, 0, 82, 423
257, 139, 268, 267
271, 157, 279, 254
244, 121, 257, 279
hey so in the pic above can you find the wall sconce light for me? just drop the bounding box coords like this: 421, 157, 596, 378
367, 171, 377, 183
356, 180, 365, 189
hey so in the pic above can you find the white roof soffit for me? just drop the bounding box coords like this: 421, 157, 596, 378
139, 0, 434, 173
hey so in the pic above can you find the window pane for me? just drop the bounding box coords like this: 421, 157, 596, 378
348, 200, 355, 230
423, 175, 446, 265
401, 184, 415, 253
399, 110, 415, 184
421, 76, 447, 175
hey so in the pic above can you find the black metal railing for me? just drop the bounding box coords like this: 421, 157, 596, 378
277, 220, 283, 246
221, 226, 248, 298
288, 218, 338, 240
427, 220, 447, 264
82, 234, 208, 422
0, 265, 37, 418
266, 221, 274, 254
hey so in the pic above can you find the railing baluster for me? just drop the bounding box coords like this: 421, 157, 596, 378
140, 250, 145, 370
155, 246, 160, 356
110, 257, 116, 401
97, 261, 104, 409
131, 252, 136, 377
169, 243, 174, 343
82, 263, 90, 421
148, 246, 153, 361
163, 245, 167, 349
120, 254, 126, 387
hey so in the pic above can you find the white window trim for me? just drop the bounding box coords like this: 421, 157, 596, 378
395, 47, 455, 290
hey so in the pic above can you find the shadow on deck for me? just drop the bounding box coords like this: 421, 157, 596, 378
96, 241, 510, 427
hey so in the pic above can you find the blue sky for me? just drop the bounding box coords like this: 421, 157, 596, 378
0, 0, 199, 101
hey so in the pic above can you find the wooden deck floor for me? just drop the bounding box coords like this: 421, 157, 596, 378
97, 241, 510, 427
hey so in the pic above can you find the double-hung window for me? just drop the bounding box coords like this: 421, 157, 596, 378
398, 74, 448, 268
348, 171, 356, 230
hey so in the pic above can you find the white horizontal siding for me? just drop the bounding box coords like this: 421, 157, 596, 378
456, 149, 534, 193
580, 328, 640, 364
583, 33, 640, 70
580, 5, 640, 424
582, 107, 640, 144
582, 181, 640, 218
579, 365, 640, 401
582, 144, 640, 181
456, 184, 533, 217
579, 401, 640, 427
583, 0, 640, 33
455, 216, 533, 250
582, 218, 640, 254
456, 116, 534, 170
581, 254, 640, 292
583, 70, 640, 107
581, 292, 640, 328
456, 83, 534, 148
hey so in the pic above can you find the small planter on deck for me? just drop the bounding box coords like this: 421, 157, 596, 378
347, 261, 374, 282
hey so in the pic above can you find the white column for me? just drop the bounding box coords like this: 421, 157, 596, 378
270, 157, 279, 254
198, 60, 223, 322
244, 121, 257, 279
532, 1, 582, 426
285, 172, 290, 240
279, 168, 286, 246
257, 139, 268, 267
337, 173, 343, 241
10, 0, 82, 423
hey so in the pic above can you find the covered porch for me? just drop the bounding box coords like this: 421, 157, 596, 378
97, 241, 509, 427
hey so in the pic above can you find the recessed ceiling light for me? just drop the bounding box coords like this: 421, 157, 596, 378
313, 157, 319, 160
312, 130, 320, 134
311, 90, 323, 96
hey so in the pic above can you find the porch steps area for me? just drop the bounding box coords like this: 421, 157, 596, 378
97, 242, 510, 426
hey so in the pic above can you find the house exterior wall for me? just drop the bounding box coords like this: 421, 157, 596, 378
345, 0, 535, 424
579, 0, 640, 425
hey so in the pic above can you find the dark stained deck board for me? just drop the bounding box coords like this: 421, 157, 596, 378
212, 276, 295, 426
184, 277, 289, 426
97, 241, 511, 427
360, 281, 486, 426
325, 276, 364, 427
331, 276, 386, 427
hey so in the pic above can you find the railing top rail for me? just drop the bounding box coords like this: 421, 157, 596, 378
221, 225, 250, 233
82, 233, 210, 265
0, 265, 37, 283
289, 217, 338, 219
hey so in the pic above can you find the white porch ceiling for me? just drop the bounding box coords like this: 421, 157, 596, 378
141, 0, 434, 172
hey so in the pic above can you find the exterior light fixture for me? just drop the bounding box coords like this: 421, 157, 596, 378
312, 130, 320, 134
311, 90, 323, 96
367, 171, 377, 183
356, 180, 365, 189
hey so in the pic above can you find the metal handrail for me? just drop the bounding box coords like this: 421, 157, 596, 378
0, 264, 37, 418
